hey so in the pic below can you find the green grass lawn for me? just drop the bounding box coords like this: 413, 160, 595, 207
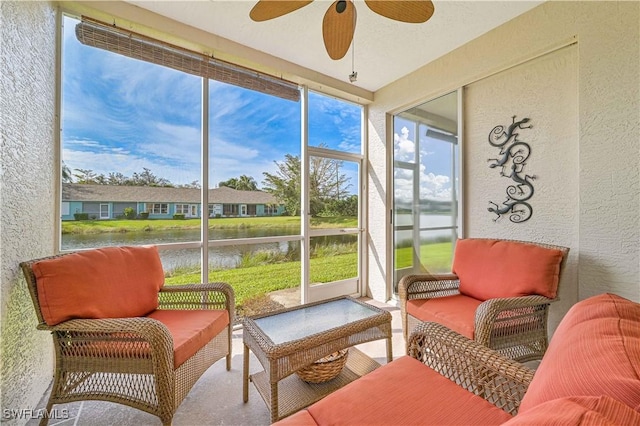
395, 241, 453, 273
165, 242, 450, 313
165, 252, 356, 307
62, 216, 357, 234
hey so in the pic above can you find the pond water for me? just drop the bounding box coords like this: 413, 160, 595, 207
62, 227, 301, 270
393, 213, 459, 244
62, 214, 454, 271
62, 226, 355, 271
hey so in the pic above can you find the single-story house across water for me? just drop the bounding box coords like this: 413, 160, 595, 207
61, 184, 285, 220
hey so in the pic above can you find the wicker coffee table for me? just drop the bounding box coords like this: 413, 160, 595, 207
243, 296, 392, 422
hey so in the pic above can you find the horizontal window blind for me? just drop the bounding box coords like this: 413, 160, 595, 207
75, 18, 300, 102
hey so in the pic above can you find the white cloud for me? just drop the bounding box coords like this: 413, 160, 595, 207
393, 127, 453, 203
394, 127, 415, 162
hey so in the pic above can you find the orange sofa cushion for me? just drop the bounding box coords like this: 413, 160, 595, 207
147, 309, 229, 368
275, 410, 318, 426
407, 294, 481, 339
33, 246, 165, 326
519, 293, 640, 413
302, 355, 512, 425
452, 239, 564, 301
503, 396, 640, 426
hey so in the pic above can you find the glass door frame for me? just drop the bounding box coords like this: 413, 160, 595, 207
301, 86, 366, 303
390, 88, 464, 297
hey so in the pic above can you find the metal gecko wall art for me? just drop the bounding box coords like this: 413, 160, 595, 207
487, 115, 535, 223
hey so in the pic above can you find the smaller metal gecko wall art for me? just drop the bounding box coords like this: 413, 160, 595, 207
487, 115, 535, 223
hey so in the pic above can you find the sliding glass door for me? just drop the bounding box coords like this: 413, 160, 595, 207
392, 90, 462, 294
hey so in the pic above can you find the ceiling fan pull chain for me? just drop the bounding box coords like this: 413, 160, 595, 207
349, 3, 357, 83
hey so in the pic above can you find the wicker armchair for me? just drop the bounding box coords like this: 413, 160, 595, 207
20, 246, 235, 426
399, 238, 569, 362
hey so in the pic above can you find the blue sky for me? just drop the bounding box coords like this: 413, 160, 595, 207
393, 116, 456, 202
62, 15, 453, 202
62, 15, 361, 191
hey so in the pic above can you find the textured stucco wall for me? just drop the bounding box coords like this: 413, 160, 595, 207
464, 46, 579, 331
369, 1, 639, 317
1, 0, 57, 419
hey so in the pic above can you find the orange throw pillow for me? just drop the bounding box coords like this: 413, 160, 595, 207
504, 396, 640, 425
33, 245, 164, 326
452, 238, 564, 300
519, 293, 640, 413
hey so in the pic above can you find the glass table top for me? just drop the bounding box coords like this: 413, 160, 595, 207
252, 298, 380, 345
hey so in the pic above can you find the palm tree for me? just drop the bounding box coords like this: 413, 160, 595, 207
236, 175, 258, 191
219, 175, 258, 191
61, 162, 73, 183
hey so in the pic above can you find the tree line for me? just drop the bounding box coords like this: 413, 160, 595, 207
63, 164, 201, 189
63, 152, 356, 217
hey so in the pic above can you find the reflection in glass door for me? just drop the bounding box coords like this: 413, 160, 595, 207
392, 90, 462, 294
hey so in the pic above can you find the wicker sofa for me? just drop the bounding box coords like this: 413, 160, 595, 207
20, 245, 235, 426
276, 293, 640, 425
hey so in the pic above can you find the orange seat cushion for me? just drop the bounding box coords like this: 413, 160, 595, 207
147, 309, 229, 368
503, 396, 640, 425
406, 294, 481, 339
304, 355, 513, 425
32, 246, 164, 326
519, 293, 640, 413
452, 239, 564, 300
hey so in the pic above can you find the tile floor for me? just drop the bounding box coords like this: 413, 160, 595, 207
29, 298, 406, 426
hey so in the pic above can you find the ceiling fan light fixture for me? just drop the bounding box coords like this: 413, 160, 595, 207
249, 0, 435, 60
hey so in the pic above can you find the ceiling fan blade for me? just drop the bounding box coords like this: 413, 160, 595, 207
250, 0, 314, 22
364, 0, 434, 23
322, 0, 356, 60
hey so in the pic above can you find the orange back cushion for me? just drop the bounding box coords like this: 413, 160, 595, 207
504, 396, 640, 426
452, 239, 564, 300
33, 246, 164, 326
519, 293, 640, 413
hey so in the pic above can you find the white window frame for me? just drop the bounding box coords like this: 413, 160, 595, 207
57, 11, 369, 306
175, 204, 189, 214
146, 203, 168, 215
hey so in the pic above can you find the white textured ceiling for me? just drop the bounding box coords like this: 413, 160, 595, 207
126, 0, 543, 92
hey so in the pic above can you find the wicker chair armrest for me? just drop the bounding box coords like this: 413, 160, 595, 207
398, 274, 460, 341
478, 294, 554, 313
158, 282, 235, 317
43, 317, 174, 373
398, 273, 460, 301
408, 322, 535, 416
477, 295, 554, 322
474, 295, 554, 346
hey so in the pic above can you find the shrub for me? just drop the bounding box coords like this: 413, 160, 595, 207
173, 213, 186, 220
139, 212, 149, 219
73, 212, 89, 221
123, 207, 136, 220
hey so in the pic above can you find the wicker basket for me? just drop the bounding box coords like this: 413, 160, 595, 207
296, 349, 349, 383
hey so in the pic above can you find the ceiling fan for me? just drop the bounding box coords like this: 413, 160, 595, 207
249, 0, 435, 60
